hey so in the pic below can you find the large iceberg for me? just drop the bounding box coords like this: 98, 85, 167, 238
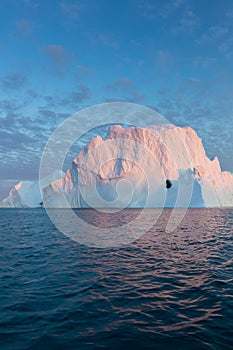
42, 124, 233, 208
1, 124, 232, 208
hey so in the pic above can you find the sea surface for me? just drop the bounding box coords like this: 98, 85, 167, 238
0, 208, 232, 350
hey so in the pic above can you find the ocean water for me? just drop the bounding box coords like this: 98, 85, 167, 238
0, 208, 232, 350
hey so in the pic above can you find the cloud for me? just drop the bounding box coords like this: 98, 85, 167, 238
38, 109, 57, 120
41, 45, 72, 76
42, 45, 69, 65
0, 103, 70, 183
0, 179, 21, 201
172, 10, 200, 33
137, 0, 187, 20
0, 129, 34, 149
136, 1, 155, 20
61, 85, 90, 106
104, 79, 144, 104
127, 92, 145, 103
186, 77, 202, 86
76, 64, 94, 80
60, 1, 83, 20
104, 98, 124, 103
153, 80, 233, 172
226, 8, 233, 19
82, 31, 119, 50
40, 86, 91, 111
2, 73, 27, 90
16, 19, 34, 35
68, 85, 90, 103
157, 50, 175, 72
20, 0, 40, 8
1, 112, 22, 129
42, 95, 59, 108
98, 33, 119, 49
27, 89, 40, 98
196, 26, 229, 45
194, 55, 217, 68
218, 37, 233, 56
105, 91, 144, 104
106, 78, 134, 92
0, 98, 25, 112
157, 87, 171, 95
162, 0, 187, 17
137, 1, 199, 35
196, 24, 233, 58
36, 109, 70, 129
210, 26, 229, 39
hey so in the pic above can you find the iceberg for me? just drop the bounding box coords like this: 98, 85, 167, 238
1, 125, 232, 208
0, 170, 64, 208
42, 124, 233, 208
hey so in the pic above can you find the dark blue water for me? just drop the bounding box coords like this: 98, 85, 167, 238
0, 208, 232, 349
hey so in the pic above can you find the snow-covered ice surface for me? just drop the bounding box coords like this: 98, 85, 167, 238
1, 125, 233, 208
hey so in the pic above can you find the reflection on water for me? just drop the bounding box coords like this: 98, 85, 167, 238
73, 208, 142, 227
0, 208, 232, 349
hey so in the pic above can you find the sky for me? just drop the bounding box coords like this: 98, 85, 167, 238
0, 0, 233, 199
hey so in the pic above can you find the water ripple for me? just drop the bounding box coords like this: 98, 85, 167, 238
0, 208, 232, 349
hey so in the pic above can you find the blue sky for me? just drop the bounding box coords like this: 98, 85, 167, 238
0, 0, 233, 198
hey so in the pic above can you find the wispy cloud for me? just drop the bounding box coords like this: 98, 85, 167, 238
16, 19, 34, 35
98, 32, 119, 49
41, 45, 72, 76
0, 98, 25, 112
76, 64, 94, 80
82, 31, 119, 50
27, 89, 40, 98
194, 55, 217, 68
2, 73, 27, 90
226, 8, 233, 19
106, 78, 134, 92
157, 50, 175, 72
60, 1, 83, 20
197, 26, 229, 45
127, 92, 145, 103
136, 0, 159, 20
137, 0, 187, 20
40, 85, 91, 111
20, 0, 40, 8
42, 45, 69, 65
196, 24, 233, 58
61, 85, 90, 106
172, 10, 200, 33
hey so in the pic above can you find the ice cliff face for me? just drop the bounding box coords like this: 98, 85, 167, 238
0, 170, 63, 208
42, 125, 233, 208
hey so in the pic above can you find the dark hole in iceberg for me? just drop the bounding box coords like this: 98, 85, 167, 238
166, 179, 172, 189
